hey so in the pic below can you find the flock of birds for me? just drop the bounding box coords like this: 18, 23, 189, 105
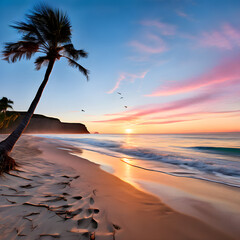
117, 92, 128, 109
81, 91, 128, 113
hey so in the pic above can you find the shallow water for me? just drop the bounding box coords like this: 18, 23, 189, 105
36, 133, 240, 188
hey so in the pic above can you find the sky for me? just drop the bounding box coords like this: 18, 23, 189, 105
0, 0, 240, 134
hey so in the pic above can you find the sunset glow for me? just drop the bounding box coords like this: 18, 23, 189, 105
0, 0, 240, 134
125, 129, 133, 134
1, 2, 239, 239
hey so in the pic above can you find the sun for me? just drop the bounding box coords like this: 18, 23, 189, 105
125, 129, 132, 134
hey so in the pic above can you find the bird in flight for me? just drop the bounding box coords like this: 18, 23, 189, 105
117, 92, 122, 95
120, 97, 123, 99
124, 106, 128, 108
81, 109, 85, 112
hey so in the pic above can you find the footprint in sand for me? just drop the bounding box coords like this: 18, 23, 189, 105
112, 223, 121, 230
87, 208, 100, 214
19, 184, 37, 189
56, 181, 71, 189
61, 174, 79, 179
77, 217, 98, 229
39, 233, 61, 238
89, 197, 94, 205
72, 196, 82, 200
61, 175, 71, 179
62, 192, 70, 196
67, 208, 83, 218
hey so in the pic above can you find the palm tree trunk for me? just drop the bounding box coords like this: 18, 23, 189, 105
0, 59, 55, 173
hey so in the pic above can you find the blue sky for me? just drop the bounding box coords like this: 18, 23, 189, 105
1, 0, 240, 133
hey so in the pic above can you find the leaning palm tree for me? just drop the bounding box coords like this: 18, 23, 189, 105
0, 5, 89, 174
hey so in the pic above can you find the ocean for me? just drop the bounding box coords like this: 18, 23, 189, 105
36, 133, 240, 188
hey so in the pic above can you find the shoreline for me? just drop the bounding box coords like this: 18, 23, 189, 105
68, 142, 240, 239
0, 135, 238, 239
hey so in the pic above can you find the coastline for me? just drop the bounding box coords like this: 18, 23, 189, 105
73, 146, 240, 236
0, 135, 237, 239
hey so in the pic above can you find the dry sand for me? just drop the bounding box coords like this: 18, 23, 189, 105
0, 135, 236, 240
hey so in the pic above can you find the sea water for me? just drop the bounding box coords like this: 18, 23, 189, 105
36, 133, 240, 188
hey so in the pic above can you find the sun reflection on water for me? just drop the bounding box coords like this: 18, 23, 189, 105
121, 158, 133, 183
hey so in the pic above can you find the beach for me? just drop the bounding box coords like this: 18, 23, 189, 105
0, 135, 239, 240
1, 0, 240, 239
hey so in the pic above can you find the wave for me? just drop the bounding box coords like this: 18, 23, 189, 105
192, 146, 240, 156
121, 159, 240, 188
57, 137, 240, 178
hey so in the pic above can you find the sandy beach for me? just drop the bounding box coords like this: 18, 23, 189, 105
1, 1, 240, 239
0, 135, 238, 240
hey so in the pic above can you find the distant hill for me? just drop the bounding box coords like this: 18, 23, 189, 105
0, 112, 89, 134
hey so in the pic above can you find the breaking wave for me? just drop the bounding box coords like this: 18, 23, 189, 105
192, 146, 240, 156
52, 137, 240, 178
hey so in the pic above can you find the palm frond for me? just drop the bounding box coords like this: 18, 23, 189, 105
34, 56, 49, 70
11, 22, 46, 46
64, 56, 89, 80
3, 41, 39, 62
6, 105, 13, 110
29, 5, 72, 46
7, 99, 14, 104
11, 4, 72, 48
3, 4, 89, 79
62, 44, 88, 60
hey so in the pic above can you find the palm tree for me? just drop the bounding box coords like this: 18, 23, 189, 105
0, 5, 89, 174
0, 97, 14, 113
0, 97, 19, 130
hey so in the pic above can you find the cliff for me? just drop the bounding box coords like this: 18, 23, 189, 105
0, 112, 90, 134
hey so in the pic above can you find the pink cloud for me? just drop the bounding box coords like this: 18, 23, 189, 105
223, 24, 240, 45
93, 107, 240, 125
176, 10, 188, 18
107, 71, 148, 94
129, 41, 167, 54
129, 34, 167, 54
200, 31, 232, 49
93, 92, 217, 123
140, 118, 200, 125
175, 10, 193, 21
148, 110, 240, 121
141, 20, 176, 36
199, 23, 240, 49
140, 110, 240, 125
147, 56, 240, 96
93, 79, 240, 126
129, 20, 173, 56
